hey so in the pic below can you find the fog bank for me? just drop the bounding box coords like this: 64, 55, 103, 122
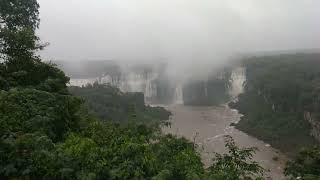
38, 0, 320, 76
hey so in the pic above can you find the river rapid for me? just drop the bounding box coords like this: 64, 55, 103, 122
161, 104, 288, 180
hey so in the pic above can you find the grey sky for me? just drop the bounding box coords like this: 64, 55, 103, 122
37, 0, 320, 64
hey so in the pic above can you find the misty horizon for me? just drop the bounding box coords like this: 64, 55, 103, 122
37, 0, 320, 63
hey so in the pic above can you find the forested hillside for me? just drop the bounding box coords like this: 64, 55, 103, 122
231, 53, 320, 155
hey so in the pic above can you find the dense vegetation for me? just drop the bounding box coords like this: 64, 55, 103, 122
228, 54, 320, 179
69, 83, 171, 125
230, 54, 320, 156
0, 0, 268, 179
285, 147, 320, 179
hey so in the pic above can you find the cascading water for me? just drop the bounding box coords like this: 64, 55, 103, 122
125, 73, 145, 92
145, 80, 157, 98
229, 67, 246, 99
204, 85, 208, 97
145, 73, 158, 97
174, 84, 184, 105
68, 64, 246, 105
100, 74, 116, 85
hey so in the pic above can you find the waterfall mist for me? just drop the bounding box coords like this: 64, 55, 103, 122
38, 0, 320, 104
38, 0, 320, 75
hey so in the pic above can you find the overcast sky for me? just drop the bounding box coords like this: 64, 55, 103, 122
37, 0, 320, 64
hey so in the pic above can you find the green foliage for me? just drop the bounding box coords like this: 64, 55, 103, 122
69, 83, 171, 125
0, 0, 40, 29
0, 88, 82, 141
233, 93, 316, 155
0, 59, 70, 93
242, 54, 320, 113
285, 147, 320, 179
0, 0, 42, 59
42, 119, 206, 180
151, 135, 205, 179
207, 136, 264, 180
231, 53, 320, 155
0, 0, 68, 93
0, 131, 57, 178
0, 83, 266, 179
0, 27, 40, 58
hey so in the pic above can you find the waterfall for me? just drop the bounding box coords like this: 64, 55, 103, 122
69, 78, 97, 87
204, 85, 208, 97
229, 67, 246, 99
125, 73, 145, 92
120, 72, 159, 102
100, 74, 113, 85
145, 80, 157, 98
174, 84, 184, 105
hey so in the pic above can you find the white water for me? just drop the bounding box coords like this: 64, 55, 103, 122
173, 84, 184, 105
144, 73, 158, 99
229, 67, 246, 99
69, 66, 247, 105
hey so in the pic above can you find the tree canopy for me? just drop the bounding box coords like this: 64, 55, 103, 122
0, 0, 42, 59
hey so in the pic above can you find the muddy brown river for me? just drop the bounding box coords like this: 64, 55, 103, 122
161, 105, 288, 180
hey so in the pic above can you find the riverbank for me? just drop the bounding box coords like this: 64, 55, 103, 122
162, 105, 287, 179
231, 54, 320, 158
230, 94, 317, 158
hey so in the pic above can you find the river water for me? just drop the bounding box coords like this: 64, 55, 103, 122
161, 104, 288, 180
